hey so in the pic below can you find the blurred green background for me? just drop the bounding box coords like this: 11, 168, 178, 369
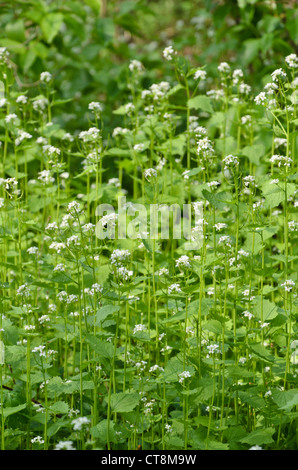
0, 0, 297, 134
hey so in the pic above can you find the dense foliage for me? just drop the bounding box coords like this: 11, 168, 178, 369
0, 0, 297, 451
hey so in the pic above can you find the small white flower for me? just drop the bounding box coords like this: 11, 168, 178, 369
129, 59, 143, 73
194, 69, 207, 80
71, 416, 90, 431
53, 263, 66, 272
40, 71, 52, 83
79, 127, 100, 143
218, 62, 231, 74
5, 113, 18, 124
259, 321, 270, 329
281, 279, 295, 292
133, 324, 147, 334
38, 315, 50, 325
285, 53, 298, 69
223, 154, 239, 169
116, 266, 133, 281
16, 95, 28, 104
88, 101, 103, 116
33, 97, 48, 112
232, 68, 244, 85
175, 255, 191, 269
31, 436, 44, 445
207, 343, 220, 355
27, 246, 39, 255
49, 242, 65, 253
178, 370, 192, 383
110, 249, 130, 266
143, 168, 157, 181
168, 283, 182, 294
271, 68, 287, 82
163, 45, 175, 61
38, 170, 54, 185
55, 440, 76, 450
241, 115, 251, 125
254, 92, 267, 105
99, 212, 118, 228
133, 143, 145, 152
214, 222, 227, 231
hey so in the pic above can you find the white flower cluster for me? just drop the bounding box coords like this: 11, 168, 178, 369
40, 71, 52, 83
55, 441, 76, 450
99, 212, 118, 228
281, 279, 295, 292
49, 242, 65, 253
143, 168, 157, 181
163, 45, 175, 61
112, 127, 130, 138
116, 266, 133, 281
142, 81, 170, 102
285, 53, 298, 69
133, 323, 147, 334
218, 62, 231, 74
79, 127, 100, 143
168, 283, 182, 295
0, 47, 9, 64
270, 154, 292, 167
129, 59, 143, 73
175, 255, 191, 269
111, 249, 130, 267
71, 416, 90, 431
32, 345, 57, 358
88, 101, 103, 117
194, 69, 207, 80
178, 370, 192, 383
38, 170, 55, 185
271, 68, 287, 82
33, 97, 48, 112
57, 291, 78, 304
197, 137, 214, 159
223, 154, 239, 170
15, 130, 32, 146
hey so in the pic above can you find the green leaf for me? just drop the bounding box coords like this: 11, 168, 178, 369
110, 392, 140, 413
272, 389, 298, 410
49, 401, 69, 415
83, 0, 101, 14
47, 420, 67, 437
113, 105, 131, 115
286, 10, 298, 44
261, 181, 296, 210
207, 440, 230, 450
202, 190, 233, 210
241, 144, 265, 166
162, 356, 194, 383
196, 378, 215, 402
202, 319, 223, 335
96, 264, 111, 285
252, 296, 278, 322
3, 403, 26, 420
40, 13, 64, 44
239, 428, 275, 446
5, 19, 26, 43
249, 343, 275, 363
187, 95, 213, 113
90, 419, 117, 442
96, 304, 120, 324
85, 334, 114, 359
